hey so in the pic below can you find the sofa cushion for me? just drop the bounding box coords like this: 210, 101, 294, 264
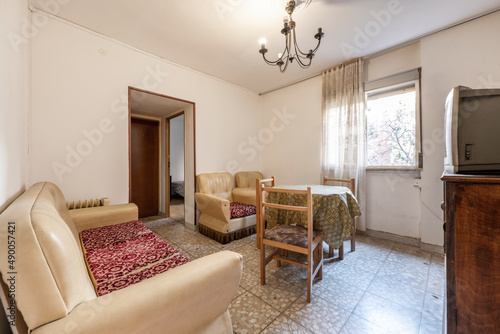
81, 220, 190, 296
229, 202, 256, 219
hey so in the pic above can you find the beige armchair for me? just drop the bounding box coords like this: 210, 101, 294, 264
195, 172, 257, 244
233, 171, 263, 206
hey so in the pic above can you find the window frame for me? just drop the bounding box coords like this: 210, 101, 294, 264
364, 68, 422, 171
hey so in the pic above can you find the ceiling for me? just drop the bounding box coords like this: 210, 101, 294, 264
130, 88, 192, 117
30, 0, 500, 94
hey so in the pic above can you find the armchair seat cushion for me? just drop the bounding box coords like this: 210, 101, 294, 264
81, 220, 190, 296
229, 202, 256, 219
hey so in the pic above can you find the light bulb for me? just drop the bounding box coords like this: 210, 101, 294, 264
259, 38, 266, 49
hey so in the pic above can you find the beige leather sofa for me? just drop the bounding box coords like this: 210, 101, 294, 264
233, 171, 263, 206
195, 172, 260, 244
0, 182, 242, 334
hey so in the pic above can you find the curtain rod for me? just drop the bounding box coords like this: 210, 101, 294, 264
259, 8, 500, 96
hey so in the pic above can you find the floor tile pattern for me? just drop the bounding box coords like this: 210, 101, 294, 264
142, 216, 445, 334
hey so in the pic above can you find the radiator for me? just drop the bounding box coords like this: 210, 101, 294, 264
66, 197, 110, 210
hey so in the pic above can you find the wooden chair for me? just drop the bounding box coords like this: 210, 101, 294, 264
258, 184, 323, 303
323, 176, 356, 260
255, 177, 275, 249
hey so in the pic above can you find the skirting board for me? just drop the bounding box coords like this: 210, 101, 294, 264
358, 229, 444, 254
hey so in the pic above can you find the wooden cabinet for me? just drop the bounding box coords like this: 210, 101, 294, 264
441, 174, 500, 334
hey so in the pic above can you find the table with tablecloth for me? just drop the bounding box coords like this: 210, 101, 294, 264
265, 184, 361, 249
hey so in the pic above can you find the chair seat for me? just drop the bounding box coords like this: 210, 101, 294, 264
264, 225, 320, 248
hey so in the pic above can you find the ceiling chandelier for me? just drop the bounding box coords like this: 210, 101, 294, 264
259, 0, 324, 73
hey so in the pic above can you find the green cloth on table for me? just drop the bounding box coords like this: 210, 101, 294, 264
265, 185, 361, 249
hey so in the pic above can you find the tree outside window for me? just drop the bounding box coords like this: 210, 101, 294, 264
366, 88, 417, 168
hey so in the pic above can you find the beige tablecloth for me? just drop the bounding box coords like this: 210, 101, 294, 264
266, 185, 361, 249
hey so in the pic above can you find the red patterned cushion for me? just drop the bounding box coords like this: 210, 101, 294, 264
81, 220, 153, 252
81, 220, 189, 296
230, 202, 256, 219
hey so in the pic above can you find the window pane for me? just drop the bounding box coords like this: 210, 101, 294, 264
367, 89, 416, 167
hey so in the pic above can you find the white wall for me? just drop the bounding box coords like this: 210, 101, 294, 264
30, 15, 262, 227
419, 11, 500, 246
261, 76, 323, 185
170, 114, 184, 182
364, 43, 423, 240
0, 3, 30, 334
0, 0, 30, 214
261, 11, 500, 246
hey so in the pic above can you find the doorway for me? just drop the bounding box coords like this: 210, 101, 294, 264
130, 118, 160, 218
128, 87, 197, 229
168, 113, 185, 222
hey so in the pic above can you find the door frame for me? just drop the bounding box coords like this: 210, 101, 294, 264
128, 87, 197, 228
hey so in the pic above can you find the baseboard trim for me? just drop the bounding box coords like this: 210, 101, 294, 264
358, 229, 444, 254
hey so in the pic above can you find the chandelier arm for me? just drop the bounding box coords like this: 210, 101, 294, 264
261, 38, 291, 66
261, 53, 280, 66
279, 33, 291, 72
284, 30, 291, 58
292, 38, 313, 68
293, 41, 310, 63
280, 54, 290, 73
309, 37, 322, 54
294, 53, 312, 68
291, 29, 312, 57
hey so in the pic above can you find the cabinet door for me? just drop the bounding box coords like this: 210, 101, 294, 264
452, 182, 500, 333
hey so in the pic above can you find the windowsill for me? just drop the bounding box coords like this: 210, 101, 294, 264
367, 167, 422, 173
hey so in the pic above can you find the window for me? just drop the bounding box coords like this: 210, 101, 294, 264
365, 68, 422, 169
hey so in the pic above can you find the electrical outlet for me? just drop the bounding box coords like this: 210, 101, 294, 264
413, 179, 421, 188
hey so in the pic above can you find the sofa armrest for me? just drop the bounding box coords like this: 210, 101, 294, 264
194, 193, 230, 224
32, 251, 243, 334
69, 203, 139, 232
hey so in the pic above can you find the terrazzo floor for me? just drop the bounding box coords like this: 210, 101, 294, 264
142, 215, 445, 334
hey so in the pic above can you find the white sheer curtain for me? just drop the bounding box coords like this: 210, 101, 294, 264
321, 59, 366, 231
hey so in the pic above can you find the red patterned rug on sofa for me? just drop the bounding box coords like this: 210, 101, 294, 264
230, 202, 256, 219
80, 220, 190, 296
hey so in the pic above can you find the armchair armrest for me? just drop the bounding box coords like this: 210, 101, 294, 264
32, 251, 243, 334
194, 193, 231, 224
70, 203, 139, 232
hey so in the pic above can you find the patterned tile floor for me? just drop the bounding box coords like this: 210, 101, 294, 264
142, 216, 445, 334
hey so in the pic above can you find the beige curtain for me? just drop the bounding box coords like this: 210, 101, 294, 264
321, 58, 366, 231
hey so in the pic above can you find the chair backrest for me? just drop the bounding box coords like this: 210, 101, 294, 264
235, 171, 263, 189
323, 177, 356, 196
196, 172, 234, 201
255, 177, 275, 207
255, 177, 275, 248
258, 184, 314, 249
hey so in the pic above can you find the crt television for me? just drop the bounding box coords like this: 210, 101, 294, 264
444, 85, 500, 174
